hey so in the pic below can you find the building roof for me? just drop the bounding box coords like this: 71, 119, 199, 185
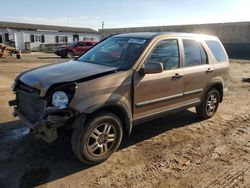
0, 21, 99, 34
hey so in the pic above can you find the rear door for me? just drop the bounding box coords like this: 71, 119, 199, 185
181, 39, 214, 103
133, 39, 185, 119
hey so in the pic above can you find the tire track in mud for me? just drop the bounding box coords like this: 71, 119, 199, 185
83, 114, 250, 188
206, 167, 249, 188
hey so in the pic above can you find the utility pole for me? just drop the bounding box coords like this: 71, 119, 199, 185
102, 21, 104, 33
101, 21, 105, 39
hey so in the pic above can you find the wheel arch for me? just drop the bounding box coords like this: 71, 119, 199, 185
211, 83, 223, 102
84, 102, 133, 136
203, 81, 224, 103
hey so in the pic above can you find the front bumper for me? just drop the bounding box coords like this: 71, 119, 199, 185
54, 49, 67, 57
13, 107, 37, 129
9, 81, 78, 142
12, 106, 73, 129
11, 105, 75, 143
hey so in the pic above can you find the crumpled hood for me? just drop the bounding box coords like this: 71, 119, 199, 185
18, 60, 117, 96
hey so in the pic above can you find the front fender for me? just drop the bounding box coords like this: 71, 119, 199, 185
75, 95, 133, 135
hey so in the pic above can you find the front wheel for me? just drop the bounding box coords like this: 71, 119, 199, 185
67, 51, 74, 59
196, 88, 220, 119
71, 112, 123, 165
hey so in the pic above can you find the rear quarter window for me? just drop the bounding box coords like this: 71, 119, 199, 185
206, 40, 228, 62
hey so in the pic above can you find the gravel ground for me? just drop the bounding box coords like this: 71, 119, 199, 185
0, 53, 249, 188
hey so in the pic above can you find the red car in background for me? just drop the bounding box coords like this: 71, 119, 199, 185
55, 40, 97, 58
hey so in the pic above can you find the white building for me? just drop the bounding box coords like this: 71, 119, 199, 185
0, 21, 100, 51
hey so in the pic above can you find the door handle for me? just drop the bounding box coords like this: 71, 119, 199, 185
206, 68, 214, 73
172, 73, 183, 80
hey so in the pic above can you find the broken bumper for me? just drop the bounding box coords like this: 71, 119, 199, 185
10, 104, 76, 143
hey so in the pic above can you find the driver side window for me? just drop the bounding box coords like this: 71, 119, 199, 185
77, 42, 85, 46
145, 39, 179, 70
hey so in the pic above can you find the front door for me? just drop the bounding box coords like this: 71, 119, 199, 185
134, 39, 184, 119
74, 41, 87, 55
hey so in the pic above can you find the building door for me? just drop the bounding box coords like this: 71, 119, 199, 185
14, 31, 25, 50
0, 35, 2, 43
73, 34, 79, 41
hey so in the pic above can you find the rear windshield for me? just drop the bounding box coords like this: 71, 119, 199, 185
206, 40, 228, 62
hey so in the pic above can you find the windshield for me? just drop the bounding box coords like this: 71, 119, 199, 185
78, 37, 149, 70
67, 42, 77, 47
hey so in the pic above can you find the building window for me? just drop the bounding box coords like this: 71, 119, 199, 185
30, 35, 43, 43
59, 36, 67, 43
55, 36, 59, 43
41, 35, 45, 43
35, 35, 41, 42
5, 33, 9, 42
30, 35, 34, 42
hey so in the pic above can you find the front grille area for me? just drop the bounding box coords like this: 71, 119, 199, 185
18, 90, 46, 123
18, 82, 40, 94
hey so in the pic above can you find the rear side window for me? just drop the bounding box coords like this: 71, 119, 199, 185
206, 40, 227, 62
183, 40, 207, 67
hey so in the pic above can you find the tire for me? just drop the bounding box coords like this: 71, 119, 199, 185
67, 51, 74, 59
71, 112, 123, 165
196, 88, 220, 119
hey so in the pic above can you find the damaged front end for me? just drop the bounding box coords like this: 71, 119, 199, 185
9, 81, 78, 143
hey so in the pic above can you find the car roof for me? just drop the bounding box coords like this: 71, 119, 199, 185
78, 40, 97, 43
113, 32, 218, 40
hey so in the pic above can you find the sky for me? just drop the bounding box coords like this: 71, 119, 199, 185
0, 0, 249, 30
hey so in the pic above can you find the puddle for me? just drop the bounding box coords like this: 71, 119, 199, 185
0, 126, 30, 144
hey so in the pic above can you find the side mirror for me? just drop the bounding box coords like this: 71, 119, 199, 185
143, 63, 163, 74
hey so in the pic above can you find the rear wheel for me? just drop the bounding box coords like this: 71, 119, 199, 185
196, 88, 220, 119
71, 112, 123, 165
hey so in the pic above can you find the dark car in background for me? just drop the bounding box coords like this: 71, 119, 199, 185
55, 40, 97, 58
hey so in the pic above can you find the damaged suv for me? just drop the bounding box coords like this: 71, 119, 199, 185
9, 32, 229, 165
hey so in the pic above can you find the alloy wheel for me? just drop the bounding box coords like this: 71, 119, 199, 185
86, 123, 117, 157
206, 93, 218, 115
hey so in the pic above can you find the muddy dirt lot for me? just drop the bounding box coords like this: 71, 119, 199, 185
0, 53, 249, 188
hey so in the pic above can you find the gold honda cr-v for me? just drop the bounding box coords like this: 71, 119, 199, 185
9, 32, 229, 165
